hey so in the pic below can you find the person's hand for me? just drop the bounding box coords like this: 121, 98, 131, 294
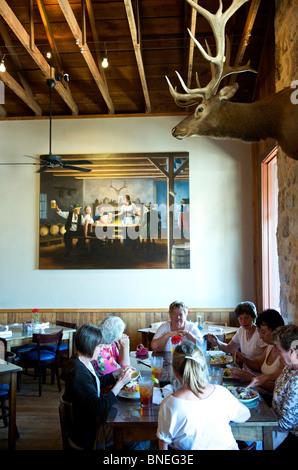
229, 367, 253, 381
208, 334, 218, 346
177, 329, 196, 344
235, 350, 245, 362
246, 375, 266, 389
117, 334, 130, 351
56, 205, 60, 212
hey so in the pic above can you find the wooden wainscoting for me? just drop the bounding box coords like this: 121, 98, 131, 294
0, 308, 237, 351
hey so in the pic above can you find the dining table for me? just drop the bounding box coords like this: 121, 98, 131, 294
106, 350, 278, 450
1, 323, 77, 356
0, 358, 22, 450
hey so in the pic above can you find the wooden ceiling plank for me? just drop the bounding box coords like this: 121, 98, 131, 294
0, 0, 78, 115
124, 0, 151, 113
57, 0, 114, 114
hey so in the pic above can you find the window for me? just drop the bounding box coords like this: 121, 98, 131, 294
40, 193, 47, 220
262, 148, 280, 310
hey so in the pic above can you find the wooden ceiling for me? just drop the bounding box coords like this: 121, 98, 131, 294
0, 0, 273, 120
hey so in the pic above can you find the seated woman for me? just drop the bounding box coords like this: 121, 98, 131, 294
92, 316, 130, 375
208, 301, 266, 360
247, 324, 298, 450
157, 341, 250, 450
230, 309, 285, 396
151, 301, 203, 352
61, 323, 133, 450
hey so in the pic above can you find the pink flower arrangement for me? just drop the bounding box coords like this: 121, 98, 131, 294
171, 335, 182, 345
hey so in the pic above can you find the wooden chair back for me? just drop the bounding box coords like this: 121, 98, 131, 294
59, 397, 83, 450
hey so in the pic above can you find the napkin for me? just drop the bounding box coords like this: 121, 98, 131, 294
153, 384, 174, 405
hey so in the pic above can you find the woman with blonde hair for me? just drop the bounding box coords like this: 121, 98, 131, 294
157, 341, 250, 450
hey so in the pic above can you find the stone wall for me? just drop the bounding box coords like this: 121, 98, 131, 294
275, 0, 298, 322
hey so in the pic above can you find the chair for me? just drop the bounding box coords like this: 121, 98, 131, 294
44, 321, 77, 359
59, 397, 83, 450
20, 330, 63, 396
0, 384, 9, 427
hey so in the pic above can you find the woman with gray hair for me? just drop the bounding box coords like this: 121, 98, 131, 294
151, 301, 203, 352
157, 341, 250, 450
92, 316, 130, 375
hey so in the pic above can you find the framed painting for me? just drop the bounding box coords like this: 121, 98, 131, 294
39, 152, 190, 270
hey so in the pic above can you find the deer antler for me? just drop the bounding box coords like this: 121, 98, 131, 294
166, 0, 254, 105
110, 179, 127, 195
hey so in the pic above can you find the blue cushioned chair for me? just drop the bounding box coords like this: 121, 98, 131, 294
20, 330, 63, 396
42, 321, 77, 360
0, 384, 9, 427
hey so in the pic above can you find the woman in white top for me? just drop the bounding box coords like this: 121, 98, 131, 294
116, 195, 137, 224
230, 309, 285, 394
151, 301, 203, 352
157, 341, 250, 450
208, 301, 266, 360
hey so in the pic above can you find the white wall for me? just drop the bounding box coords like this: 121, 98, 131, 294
0, 116, 253, 309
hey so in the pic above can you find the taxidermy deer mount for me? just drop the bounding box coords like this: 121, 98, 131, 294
166, 0, 298, 161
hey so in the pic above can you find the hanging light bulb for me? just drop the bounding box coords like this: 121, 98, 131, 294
102, 43, 109, 68
0, 58, 6, 73
102, 54, 108, 68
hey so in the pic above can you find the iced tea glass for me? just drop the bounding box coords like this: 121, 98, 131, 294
139, 377, 154, 407
150, 356, 163, 384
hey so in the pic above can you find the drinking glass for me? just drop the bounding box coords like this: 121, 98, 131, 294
208, 367, 223, 385
150, 356, 163, 383
139, 377, 154, 407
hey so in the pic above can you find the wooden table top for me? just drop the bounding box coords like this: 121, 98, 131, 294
107, 351, 278, 428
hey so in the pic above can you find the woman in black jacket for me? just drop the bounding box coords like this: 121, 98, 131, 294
61, 323, 133, 450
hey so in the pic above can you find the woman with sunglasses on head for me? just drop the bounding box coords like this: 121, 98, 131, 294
157, 341, 250, 450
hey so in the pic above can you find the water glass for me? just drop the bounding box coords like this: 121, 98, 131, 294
139, 377, 154, 407
208, 367, 223, 385
150, 356, 163, 382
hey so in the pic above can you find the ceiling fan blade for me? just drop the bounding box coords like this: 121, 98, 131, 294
0, 163, 39, 166
36, 165, 49, 173
62, 164, 92, 172
63, 159, 93, 165
24, 154, 44, 163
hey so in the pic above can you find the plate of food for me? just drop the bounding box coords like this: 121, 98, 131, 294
226, 386, 259, 403
118, 380, 140, 399
207, 351, 233, 365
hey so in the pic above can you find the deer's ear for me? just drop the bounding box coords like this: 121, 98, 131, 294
218, 83, 239, 101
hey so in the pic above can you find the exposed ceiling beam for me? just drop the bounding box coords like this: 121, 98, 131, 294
187, 0, 198, 88
228, 0, 261, 85
85, 0, 107, 85
0, 16, 42, 115
0, 0, 78, 115
0, 70, 43, 115
57, 0, 115, 114
124, 0, 151, 113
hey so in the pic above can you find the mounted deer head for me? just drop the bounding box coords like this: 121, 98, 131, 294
166, 0, 298, 161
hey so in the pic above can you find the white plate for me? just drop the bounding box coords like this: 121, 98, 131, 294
118, 390, 140, 400
227, 386, 259, 403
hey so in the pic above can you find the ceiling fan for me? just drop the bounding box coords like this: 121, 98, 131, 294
1, 78, 93, 173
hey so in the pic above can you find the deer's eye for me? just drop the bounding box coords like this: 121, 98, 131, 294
195, 106, 204, 116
